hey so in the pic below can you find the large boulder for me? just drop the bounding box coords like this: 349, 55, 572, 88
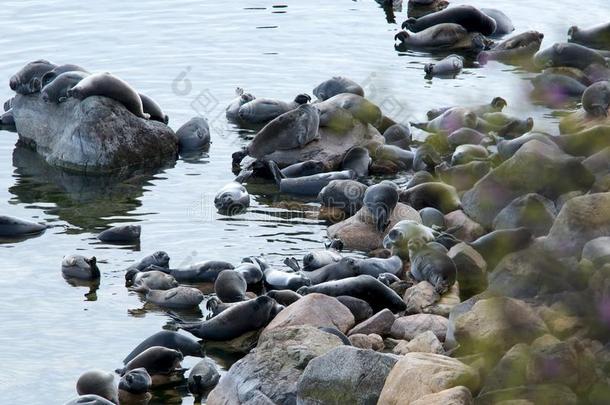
296, 346, 398, 405
448, 243, 487, 299
480, 343, 531, 395
12, 93, 177, 173
327, 202, 421, 251
461, 141, 594, 227
544, 192, 610, 258
378, 352, 480, 404
264, 293, 354, 334
347, 308, 395, 336
206, 325, 342, 405
444, 210, 486, 242
492, 193, 556, 237
411, 386, 473, 405
475, 384, 578, 405
391, 314, 449, 342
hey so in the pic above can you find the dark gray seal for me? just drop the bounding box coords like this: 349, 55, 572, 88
533, 42, 607, 71
119, 368, 152, 395
188, 358, 220, 399
125, 251, 170, 283
478, 31, 544, 65
176, 117, 210, 153
374, 145, 414, 170
399, 182, 460, 213
117, 346, 183, 386
496, 132, 555, 159
481, 8, 514, 37
413, 143, 442, 171
305, 257, 359, 285
10, 59, 57, 94
238, 93, 310, 124
76, 370, 118, 404
40, 63, 89, 88
40, 71, 88, 103
405, 171, 435, 189
424, 54, 463, 78
469, 227, 533, 271
225, 87, 256, 121
0, 109, 15, 127
342, 147, 371, 178
435, 161, 491, 192
214, 181, 250, 215
177, 296, 284, 340
407, 238, 457, 294
530, 73, 587, 104
0, 215, 46, 237
402, 5, 497, 36
97, 224, 141, 243
139, 93, 169, 124
281, 160, 325, 178
318, 179, 367, 217
426, 97, 507, 120
269, 161, 356, 196
321, 93, 382, 126
62, 255, 100, 280
214, 270, 247, 303
158, 260, 234, 283
266, 289, 302, 306
140, 286, 204, 309
234, 260, 264, 285
130, 270, 178, 291
336, 295, 374, 323
395, 24, 487, 52
247, 104, 320, 158
419, 207, 446, 229
582, 81, 610, 117
354, 255, 403, 278
297, 274, 407, 312
569, 22, 610, 51
383, 123, 412, 149
262, 264, 311, 291
67, 72, 149, 119
124, 330, 203, 364
363, 181, 399, 232
478, 112, 534, 139
313, 76, 364, 101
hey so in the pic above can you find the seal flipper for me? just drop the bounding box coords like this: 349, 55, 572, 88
283, 257, 301, 272
234, 169, 253, 184
267, 160, 285, 186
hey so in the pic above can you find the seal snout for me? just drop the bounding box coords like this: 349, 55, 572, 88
9, 77, 18, 91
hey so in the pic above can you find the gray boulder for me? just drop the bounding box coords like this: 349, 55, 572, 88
492, 193, 556, 236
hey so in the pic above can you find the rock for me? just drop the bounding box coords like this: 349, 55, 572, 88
204, 329, 261, 354
475, 384, 578, 405
393, 331, 445, 355
452, 296, 548, 355
537, 307, 584, 339
492, 194, 556, 236
206, 325, 342, 405
582, 147, 610, 178
264, 293, 354, 334
391, 314, 449, 342
369, 333, 385, 351
431, 283, 461, 317
410, 386, 473, 405
348, 308, 395, 337
545, 192, 610, 257
444, 210, 486, 242
12, 93, 177, 173
461, 141, 594, 228
296, 346, 398, 405
403, 281, 440, 314
328, 202, 421, 251
448, 243, 487, 299
480, 343, 530, 395
557, 123, 610, 156
582, 236, 610, 266
348, 333, 384, 351
378, 352, 480, 404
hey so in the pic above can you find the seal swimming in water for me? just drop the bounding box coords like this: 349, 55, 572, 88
67, 72, 149, 119
188, 358, 220, 399
363, 181, 399, 232
408, 238, 457, 294
0, 215, 46, 237
581, 81, 610, 117
139, 93, 169, 124
214, 270, 248, 303
424, 54, 463, 78
238, 93, 310, 124
40, 71, 89, 103
97, 224, 141, 243
176, 295, 284, 340
10, 59, 57, 94
402, 5, 497, 36
313, 76, 364, 101
568, 22, 610, 51
214, 179, 250, 215
62, 255, 100, 280
123, 330, 203, 364
247, 104, 320, 159
76, 370, 118, 404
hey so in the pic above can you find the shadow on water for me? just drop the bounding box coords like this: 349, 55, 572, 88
8, 145, 175, 231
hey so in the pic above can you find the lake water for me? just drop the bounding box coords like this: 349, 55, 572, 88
0, 0, 608, 403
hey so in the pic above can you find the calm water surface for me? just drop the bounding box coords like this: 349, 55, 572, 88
0, 0, 608, 402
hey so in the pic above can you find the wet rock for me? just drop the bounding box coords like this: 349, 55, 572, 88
462, 141, 594, 228
410, 386, 473, 405
206, 325, 342, 405
327, 202, 421, 252
475, 384, 578, 405
444, 210, 486, 242
390, 314, 449, 342
378, 352, 480, 404
448, 243, 487, 299
492, 193, 556, 236
12, 93, 177, 173
545, 192, 610, 257
392, 331, 444, 355
297, 346, 398, 405
264, 293, 354, 334
347, 308, 395, 336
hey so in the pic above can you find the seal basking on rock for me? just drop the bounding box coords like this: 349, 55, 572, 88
41, 71, 89, 103
568, 22, 610, 50
313, 76, 364, 101
40, 63, 89, 88
582, 81, 610, 117
10, 59, 57, 94
402, 5, 497, 36
139, 93, 169, 124
363, 181, 399, 232
238, 93, 310, 124
408, 238, 457, 294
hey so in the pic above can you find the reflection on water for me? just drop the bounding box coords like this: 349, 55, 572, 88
0, 0, 608, 403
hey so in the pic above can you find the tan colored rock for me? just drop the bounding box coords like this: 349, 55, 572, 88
348, 308, 395, 336
393, 331, 444, 355
411, 386, 473, 405
403, 281, 440, 314
349, 334, 373, 350
444, 210, 486, 242
391, 314, 449, 342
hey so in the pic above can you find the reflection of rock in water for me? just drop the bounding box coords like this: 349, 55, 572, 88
10, 145, 174, 230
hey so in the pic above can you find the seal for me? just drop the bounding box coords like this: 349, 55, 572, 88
247, 104, 319, 159
233, 260, 264, 284
435, 160, 491, 192
157, 260, 234, 283
0, 215, 46, 237
62, 255, 100, 280
3, 97, 13, 111
582, 81, 610, 117
419, 207, 446, 229
225, 87, 256, 121
265, 289, 302, 306
478, 113, 534, 139
342, 147, 371, 178
568, 22, 610, 50
0, 110, 15, 127
402, 5, 497, 36
9, 59, 57, 94
76, 370, 118, 404
533, 42, 607, 71
336, 295, 374, 323
374, 145, 415, 170
119, 367, 151, 395
383, 123, 412, 149
129, 270, 178, 291
426, 97, 507, 120
40, 63, 89, 88
405, 171, 435, 189
214, 270, 248, 303
413, 143, 442, 171
261, 258, 311, 290
382, 220, 436, 258
407, 237, 457, 294
97, 224, 141, 243
40, 71, 89, 103
139, 93, 169, 124
302, 240, 344, 271
117, 346, 184, 387
447, 128, 488, 148
177, 295, 284, 340
413, 107, 478, 135
297, 274, 407, 312
354, 255, 403, 278
313, 76, 364, 101
451, 144, 489, 165
269, 161, 356, 196
214, 180, 249, 215
188, 358, 220, 399
67, 72, 149, 119
281, 160, 325, 178
138, 286, 204, 309
394, 24, 488, 52
315, 103, 355, 133
469, 227, 533, 271
480, 8, 514, 37
321, 93, 382, 126
399, 182, 461, 213
305, 257, 358, 285
123, 330, 203, 364
530, 73, 587, 105
363, 181, 399, 232
496, 132, 556, 159
424, 54, 463, 78
64, 395, 115, 405
318, 179, 367, 217
378, 273, 401, 286
238, 93, 310, 124
478, 31, 544, 65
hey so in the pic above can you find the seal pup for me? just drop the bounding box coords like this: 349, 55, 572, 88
313, 76, 364, 101
41, 71, 89, 103
238, 93, 310, 124
363, 181, 399, 232
188, 358, 220, 399
123, 330, 203, 364
0, 215, 46, 237
402, 5, 497, 36
139, 93, 169, 124
67, 72, 149, 119
97, 225, 141, 243
247, 104, 319, 158
9, 59, 57, 94
383, 220, 436, 258
226, 87, 255, 121
408, 238, 457, 294
582, 81, 610, 117
451, 144, 489, 165
76, 370, 118, 404
62, 255, 100, 280
117, 346, 184, 387
214, 270, 247, 303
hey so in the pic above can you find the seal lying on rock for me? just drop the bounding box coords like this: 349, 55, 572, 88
123, 330, 203, 364
318, 179, 368, 218
41, 71, 89, 103
40, 63, 89, 88
188, 358, 220, 399
117, 346, 184, 387
302, 240, 344, 271
304, 257, 359, 285
426, 97, 507, 120
214, 270, 248, 303
226, 87, 255, 121
139, 93, 168, 124
568, 22, 610, 50
238, 94, 311, 124
478, 31, 544, 65
138, 285, 204, 309
408, 238, 457, 294
582, 81, 610, 117
399, 182, 460, 213
354, 255, 403, 278
469, 227, 533, 270
119, 368, 152, 400
10, 59, 57, 94
402, 5, 497, 36
269, 161, 356, 196
129, 270, 178, 291
152, 260, 234, 283
67, 72, 149, 119
320, 93, 381, 126
313, 76, 364, 101
395, 24, 488, 52
383, 220, 435, 258
363, 181, 400, 232
481, 8, 514, 37
533, 42, 607, 71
